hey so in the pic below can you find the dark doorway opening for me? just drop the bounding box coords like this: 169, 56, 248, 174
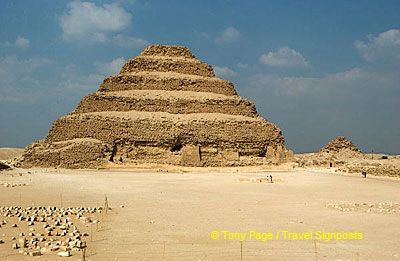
109, 142, 118, 162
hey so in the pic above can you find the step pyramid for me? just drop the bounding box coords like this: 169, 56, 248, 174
19, 45, 290, 168
320, 136, 361, 154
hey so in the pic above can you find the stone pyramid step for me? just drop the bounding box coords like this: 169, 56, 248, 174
120, 45, 213, 77
48, 111, 283, 152
100, 71, 236, 95
120, 55, 215, 77
140, 44, 196, 58
75, 90, 258, 117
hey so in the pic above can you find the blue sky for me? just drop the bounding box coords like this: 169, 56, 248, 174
0, 0, 399, 153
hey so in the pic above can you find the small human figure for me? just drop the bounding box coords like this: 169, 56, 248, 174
269, 175, 273, 183
362, 171, 367, 178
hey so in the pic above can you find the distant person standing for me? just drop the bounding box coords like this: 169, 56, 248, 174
362, 171, 367, 178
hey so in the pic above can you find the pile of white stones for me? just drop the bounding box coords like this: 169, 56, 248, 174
1, 182, 28, 188
0, 206, 107, 257
326, 202, 400, 213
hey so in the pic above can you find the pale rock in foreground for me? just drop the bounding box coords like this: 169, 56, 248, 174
57, 251, 71, 257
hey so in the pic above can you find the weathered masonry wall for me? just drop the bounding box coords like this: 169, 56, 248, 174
120, 56, 215, 77
47, 112, 283, 152
75, 92, 258, 117
99, 73, 236, 96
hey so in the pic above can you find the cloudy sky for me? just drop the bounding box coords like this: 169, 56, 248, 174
0, 0, 399, 154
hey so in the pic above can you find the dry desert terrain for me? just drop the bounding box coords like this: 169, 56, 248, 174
0, 166, 399, 260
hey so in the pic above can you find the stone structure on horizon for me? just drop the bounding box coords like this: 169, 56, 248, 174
320, 136, 361, 154
19, 45, 292, 168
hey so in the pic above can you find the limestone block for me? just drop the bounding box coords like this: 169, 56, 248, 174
266, 146, 275, 159
284, 149, 294, 160
181, 145, 201, 166
266, 145, 288, 164
57, 251, 71, 257
222, 150, 239, 161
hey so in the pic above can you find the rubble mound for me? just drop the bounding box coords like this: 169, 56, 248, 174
296, 136, 363, 168
320, 136, 360, 154
19, 44, 290, 169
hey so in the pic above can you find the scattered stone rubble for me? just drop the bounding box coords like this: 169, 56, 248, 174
326, 202, 400, 214
18, 44, 291, 169
0, 206, 107, 257
1, 182, 28, 188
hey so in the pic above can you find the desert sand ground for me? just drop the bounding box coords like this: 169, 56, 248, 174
0, 166, 399, 260
0, 148, 24, 161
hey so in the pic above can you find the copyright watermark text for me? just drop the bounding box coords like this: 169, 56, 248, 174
210, 230, 363, 242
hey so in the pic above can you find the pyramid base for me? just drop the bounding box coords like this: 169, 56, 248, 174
18, 139, 291, 169
18, 139, 113, 169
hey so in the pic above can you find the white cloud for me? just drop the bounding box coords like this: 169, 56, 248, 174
355, 28, 400, 63
56, 58, 127, 93
237, 63, 249, 69
59, 74, 103, 91
1, 41, 11, 47
0, 56, 51, 82
249, 67, 396, 96
58, 64, 103, 91
0, 56, 52, 102
2, 37, 30, 49
95, 57, 126, 76
215, 27, 241, 43
213, 66, 237, 78
197, 32, 211, 39
244, 67, 400, 154
112, 34, 148, 49
60, 1, 132, 42
15, 36, 30, 49
259, 47, 310, 68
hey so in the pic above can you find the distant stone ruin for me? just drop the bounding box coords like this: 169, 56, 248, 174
320, 136, 361, 154
19, 45, 291, 168
296, 136, 362, 168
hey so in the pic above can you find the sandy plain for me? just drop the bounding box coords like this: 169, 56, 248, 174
0, 164, 399, 260
0, 148, 24, 161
